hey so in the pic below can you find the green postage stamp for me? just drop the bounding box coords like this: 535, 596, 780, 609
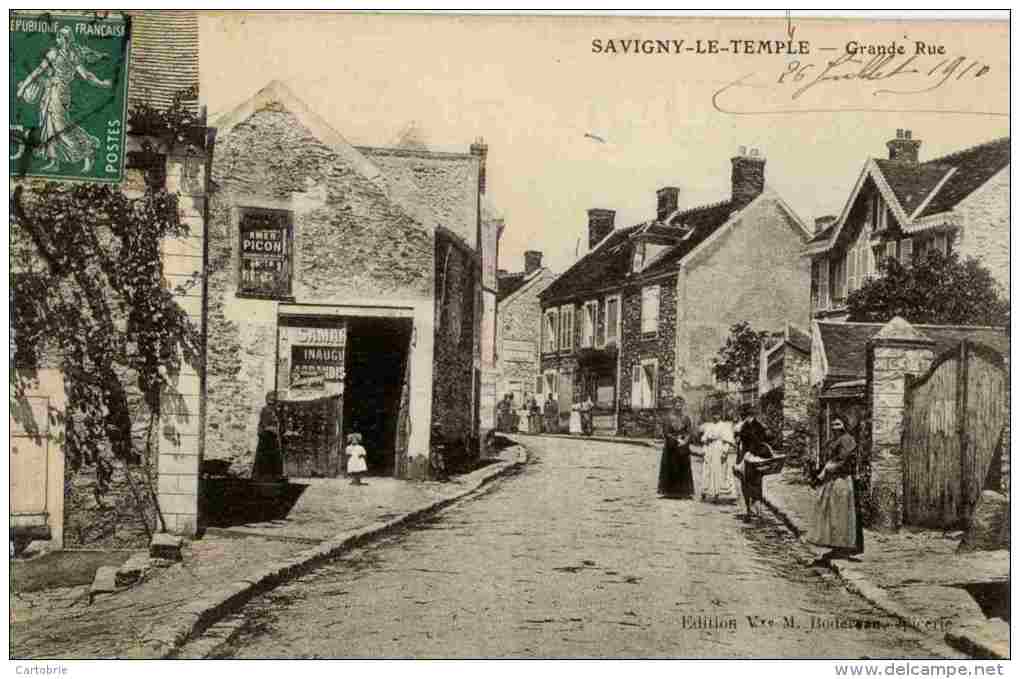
9, 12, 130, 182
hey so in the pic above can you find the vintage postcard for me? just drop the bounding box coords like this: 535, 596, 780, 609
9, 10, 1010, 665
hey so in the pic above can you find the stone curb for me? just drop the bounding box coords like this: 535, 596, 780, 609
142, 445, 529, 659
760, 492, 970, 659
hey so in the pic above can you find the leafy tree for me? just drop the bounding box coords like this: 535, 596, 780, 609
846, 250, 1009, 327
712, 321, 769, 387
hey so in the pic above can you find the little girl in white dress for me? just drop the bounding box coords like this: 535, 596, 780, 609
346, 433, 368, 485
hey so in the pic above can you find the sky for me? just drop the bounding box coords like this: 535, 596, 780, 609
200, 12, 1009, 275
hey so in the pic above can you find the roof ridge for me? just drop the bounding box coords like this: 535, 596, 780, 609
668, 197, 733, 223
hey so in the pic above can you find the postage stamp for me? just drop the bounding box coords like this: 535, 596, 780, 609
9, 12, 129, 182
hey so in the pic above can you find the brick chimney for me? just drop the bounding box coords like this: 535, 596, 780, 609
656, 187, 680, 221
470, 137, 488, 194
815, 214, 838, 234
587, 209, 616, 251
886, 129, 921, 163
731, 146, 766, 207
524, 250, 543, 274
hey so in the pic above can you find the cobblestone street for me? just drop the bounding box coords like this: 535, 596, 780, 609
199, 437, 945, 658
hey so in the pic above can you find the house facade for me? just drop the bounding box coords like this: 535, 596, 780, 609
496, 251, 556, 411
538, 148, 812, 436
804, 131, 1010, 319
204, 80, 495, 484
757, 323, 813, 458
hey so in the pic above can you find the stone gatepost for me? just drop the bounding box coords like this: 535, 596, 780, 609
866, 317, 935, 532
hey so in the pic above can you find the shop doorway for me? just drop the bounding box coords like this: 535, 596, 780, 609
343, 317, 413, 477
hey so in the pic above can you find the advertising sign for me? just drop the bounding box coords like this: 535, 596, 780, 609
239, 209, 292, 299
10, 13, 130, 182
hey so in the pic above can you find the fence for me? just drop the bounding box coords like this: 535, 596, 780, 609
902, 340, 1008, 528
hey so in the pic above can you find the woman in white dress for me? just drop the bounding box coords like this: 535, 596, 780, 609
698, 414, 736, 501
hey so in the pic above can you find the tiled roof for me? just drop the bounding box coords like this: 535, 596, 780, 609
916, 137, 1010, 217
639, 199, 737, 276
872, 137, 1009, 219
128, 11, 199, 114
817, 321, 1009, 380
541, 197, 745, 303
497, 272, 529, 301
540, 225, 643, 302
874, 160, 952, 215
808, 222, 837, 244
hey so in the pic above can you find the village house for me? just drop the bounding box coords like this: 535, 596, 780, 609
756, 322, 812, 457
203, 80, 500, 488
803, 131, 1010, 320
11, 10, 212, 542
809, 318, 1009, 532
538, 147, 812, 436
495, 251, 557, 414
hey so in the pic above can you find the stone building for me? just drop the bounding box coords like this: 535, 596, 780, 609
803, 131, 1010, 319
757, 323, 812, 457
203, 80, 496, 482
538, 148, 812, 436
809, 318, 1009, 530
496, 251, 556, 411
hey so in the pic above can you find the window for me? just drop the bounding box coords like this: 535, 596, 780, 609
900, 237, 913, 266
817, 258, 829, 310
535, 375, 543, 396
632, 244, 645, 273
543, 371, 558, 400
581, 301, 598, 348
631, 359, 658, 409
934, 232, 948, 256
604, 295, 621, 347
559, 305, 574, 351
883, 241, 897, 263
543, 309, 559, 353
640, 286, 660, 334
238, 208, 293, 299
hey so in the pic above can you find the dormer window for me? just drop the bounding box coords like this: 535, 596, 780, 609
632, 243, 646, 272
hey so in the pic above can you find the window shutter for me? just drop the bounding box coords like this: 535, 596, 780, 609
818, 259, 829, 309
900, 237, 913, 265
607, 298, 619, 344
847, 248, 856, 294
631, 364, 641, 407
651, 363, 658, 409
935, 233, 947, 256
536, 376, 543, 395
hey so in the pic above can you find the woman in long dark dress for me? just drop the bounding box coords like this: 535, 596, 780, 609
808, 417, 862, 561
658, 399, 695, 499
252, 391, 285, 480
734, 404, 772, 519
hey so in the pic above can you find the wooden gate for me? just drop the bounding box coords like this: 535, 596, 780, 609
280, 394, 342, 478
902, 341, 1007, 528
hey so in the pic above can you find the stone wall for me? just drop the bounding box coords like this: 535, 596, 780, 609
619, 277, 677, 437
780, 346, 813, 462
956, 165, 1009, 298
206, 105, 435, 475
432, 231, 478, 466
867, 334, 935, 532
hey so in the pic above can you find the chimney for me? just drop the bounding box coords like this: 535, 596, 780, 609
587, 209, 616, 251
886, 129, 921, 163
470, 137, 488, 194
656, 187, 680, 221
731, 146, 766, 207
524, 250, 543, 275
815, 214, 838, 233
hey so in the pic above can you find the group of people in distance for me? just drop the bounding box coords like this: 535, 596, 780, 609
657, 397, 863, 562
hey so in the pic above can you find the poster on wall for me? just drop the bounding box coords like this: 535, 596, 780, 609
277, 322, 346, 401
238, 208, 292, 299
